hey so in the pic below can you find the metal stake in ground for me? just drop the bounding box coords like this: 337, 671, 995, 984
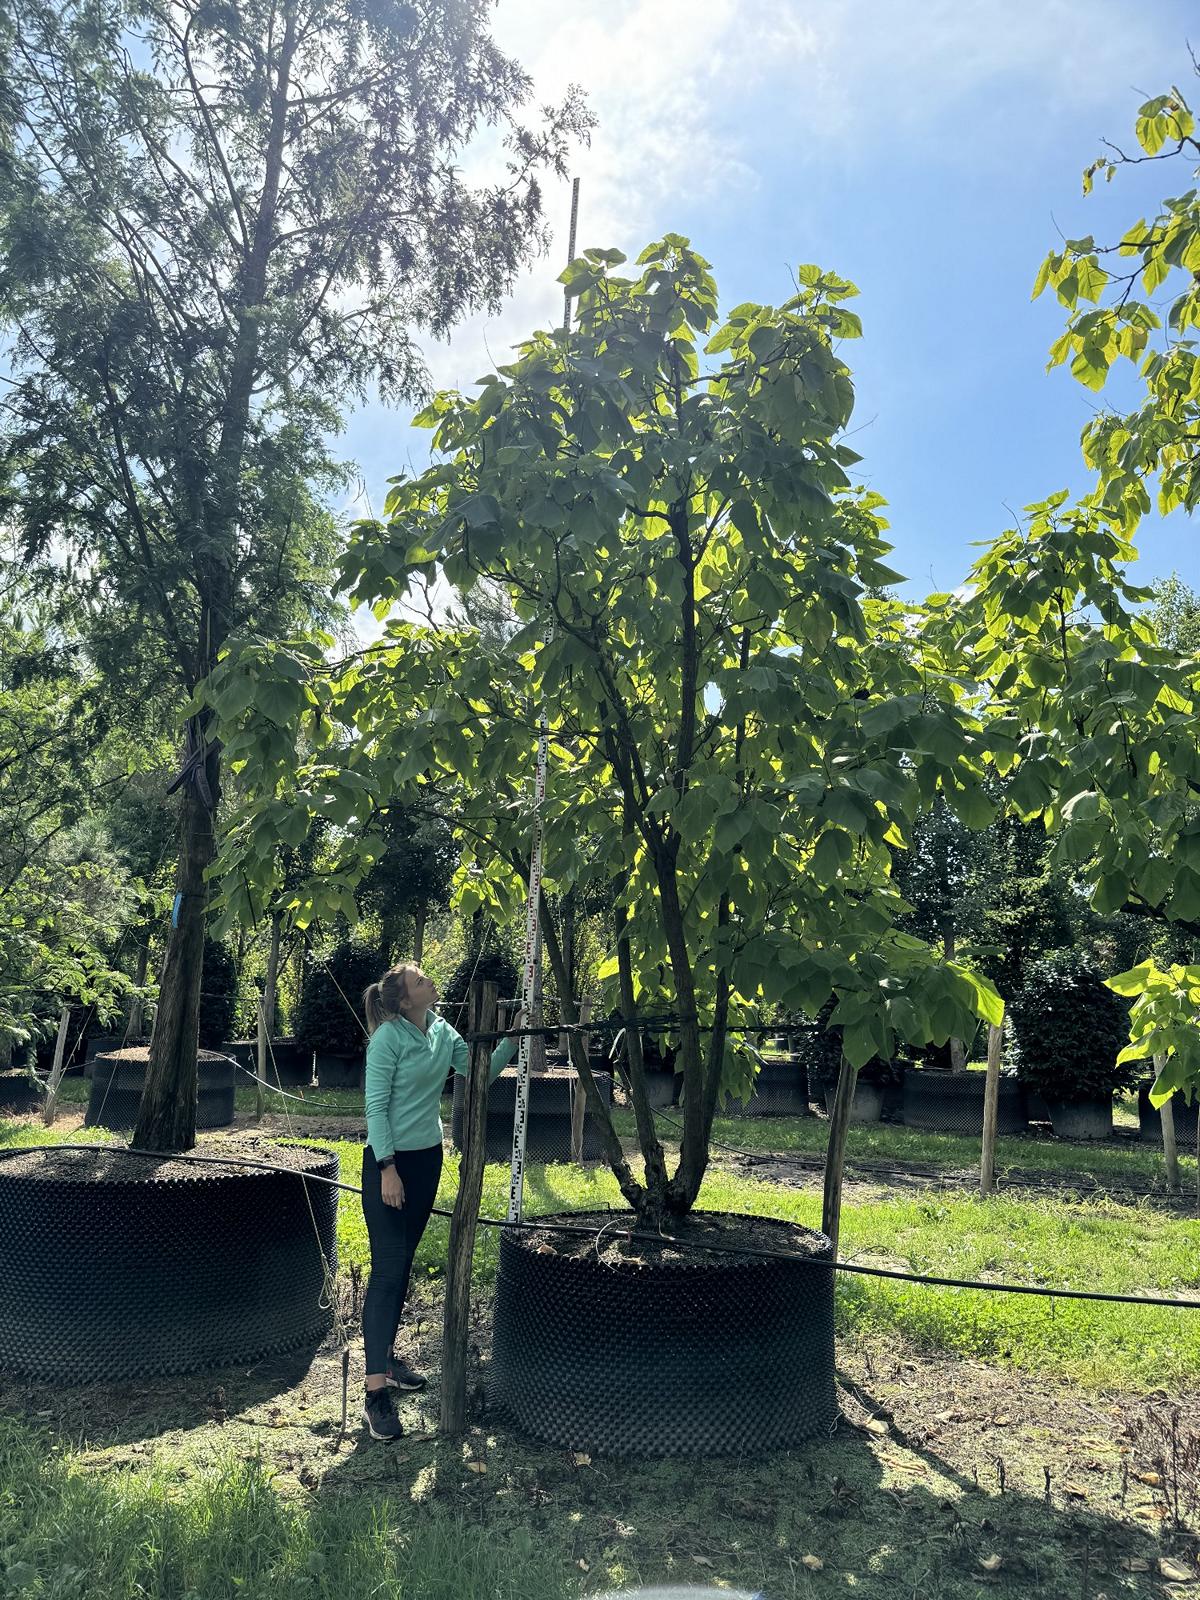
442, 978, 498, 1434
506, 174, 580, 1226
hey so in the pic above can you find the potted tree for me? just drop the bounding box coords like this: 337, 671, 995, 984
293, 940, 378, 1089
211, 241, 1008, 1455
1009, 952, 1136, 1139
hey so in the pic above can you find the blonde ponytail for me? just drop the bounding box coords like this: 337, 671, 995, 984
363, 962, 423, 1034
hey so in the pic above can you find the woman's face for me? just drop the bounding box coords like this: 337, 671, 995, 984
407, 968, 439, 1011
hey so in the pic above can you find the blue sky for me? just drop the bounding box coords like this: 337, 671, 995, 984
338, 0, 1199, 600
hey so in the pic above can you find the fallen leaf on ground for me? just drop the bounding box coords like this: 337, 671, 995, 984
466, 1461, 488, 1475
991, 1415, 1013, 1427
978, 1555, 1003, 1574
866, 1419, 889, 1437
1159, 1558, 1197, 1583
1136, 1471, 1164, 1487
1121, 1558, 1151, 1573
801, 1554, 824, 1571
571, 1452, 591, 1467
692, 1555, 715, 1568
576, 1559, 590, 1573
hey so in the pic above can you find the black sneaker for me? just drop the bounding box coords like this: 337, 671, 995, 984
363, 1386, 403, 1441
386, 1352, 427, 1392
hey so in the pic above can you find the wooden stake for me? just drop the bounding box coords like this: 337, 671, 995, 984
979, 1021, 1004, 1197
1153, 1053, 1181, 1197
821, 1053, 858, 1255
440, 978, 497, 1435
41, 1005, 73, 1127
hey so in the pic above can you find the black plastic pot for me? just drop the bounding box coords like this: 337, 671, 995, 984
490, 1210, 836, 1457
821, 1080, 884, 1124
0, 1071, 40, 1116
902, 1068, 1027, 1137
641, 1071, 678, 1111
219, 1038, 312, 1088
0, 1143, 338, 1381
451, 1069, 613, 1163
1137, 1082, 1199, 1148
315, 1051, 362, 1090
732, 1054, 810, 1118
1045, 1095, 1113, 1140
1024, 1089, 1052, 1124
86, 1048, 236, 1133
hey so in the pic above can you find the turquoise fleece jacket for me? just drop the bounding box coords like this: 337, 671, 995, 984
364, 1011, 517, 1159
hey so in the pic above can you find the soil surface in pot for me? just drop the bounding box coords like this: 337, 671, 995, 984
518, 1208, 829, 1269
0, 1141, 328, 1183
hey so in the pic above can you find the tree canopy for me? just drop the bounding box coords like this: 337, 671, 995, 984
209, 238, 1011, 1218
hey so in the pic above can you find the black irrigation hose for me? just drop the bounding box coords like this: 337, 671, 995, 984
6, 1143, 1199, 1313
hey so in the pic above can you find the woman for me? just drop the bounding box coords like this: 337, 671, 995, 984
359, 960, 521, 1441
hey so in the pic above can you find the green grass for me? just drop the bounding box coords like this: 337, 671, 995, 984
5, 1118, 1199, 1391
614, 1104, 1198, 1190
0, 1417, 575, 1600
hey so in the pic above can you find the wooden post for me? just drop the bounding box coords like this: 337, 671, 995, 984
41, 1005, 73, 1127
979, 1021, 1004, 1197
1153, 1053, 1181, 1197
440, 977, 497, 1435
821, 1053, 858, 1256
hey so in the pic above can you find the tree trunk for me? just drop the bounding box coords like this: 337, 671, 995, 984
412, 902, 428, 964
440, 979, 496, 1435
569, 998, 592, 1162
561, 888, 576, 1004
979, 1021, 1003, 1197
379, 911, 401, 968
821, 1053, 858, 1255
614, 904, 670, 1222
655, 857, 708, 1215
537, 894, 646, 1212
132, 11, 298, 1154
256, 913, 283, 1113
529, 920, 546, 1073
133, 751, 219, 1152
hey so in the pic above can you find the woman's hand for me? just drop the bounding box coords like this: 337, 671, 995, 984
381, 1166, 406, 1209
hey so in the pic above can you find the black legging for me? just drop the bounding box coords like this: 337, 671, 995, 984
361, 1143, 444, 1375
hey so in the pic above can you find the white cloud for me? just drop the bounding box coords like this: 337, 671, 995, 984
418, 0, 1175, 393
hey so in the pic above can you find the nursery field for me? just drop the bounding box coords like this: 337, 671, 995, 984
2, 1110, 1199, 1599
